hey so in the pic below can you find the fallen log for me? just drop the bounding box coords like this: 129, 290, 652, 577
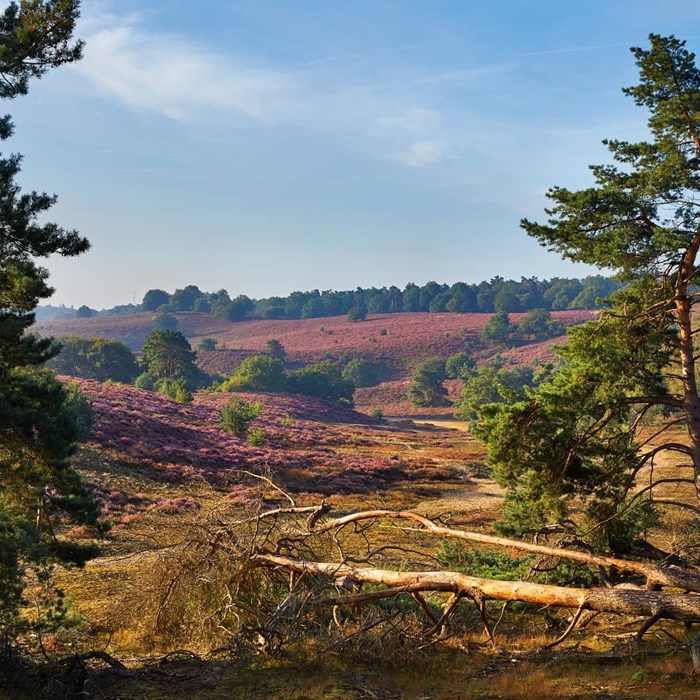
300, 509, 700, 593
252, 552, 700, 623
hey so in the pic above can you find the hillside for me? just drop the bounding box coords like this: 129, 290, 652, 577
36, 310, 594, 416
69, 379, 483, 526
36, 310, 594, 369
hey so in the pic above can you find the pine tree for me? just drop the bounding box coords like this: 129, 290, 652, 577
0, 1, 98, 642
478, 35, 700, 550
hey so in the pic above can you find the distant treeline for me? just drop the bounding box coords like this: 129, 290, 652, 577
38, 275, 621, 322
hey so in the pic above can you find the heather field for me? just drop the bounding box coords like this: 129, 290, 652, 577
35, 310, 595, 373
70, 379, 482, 526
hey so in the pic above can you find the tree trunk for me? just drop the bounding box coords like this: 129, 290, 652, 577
253, 553, 700, 624
674, 231, 700, 502
307, 509, 700, 593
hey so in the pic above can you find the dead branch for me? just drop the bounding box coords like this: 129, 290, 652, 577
295, 509, 700, 593
543, 604, 585, 650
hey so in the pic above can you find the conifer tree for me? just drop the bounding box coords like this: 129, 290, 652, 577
0, 1, 98, 641
477, 35, 700, 550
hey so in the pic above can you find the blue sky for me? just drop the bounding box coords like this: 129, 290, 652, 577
9, 0, 700, 308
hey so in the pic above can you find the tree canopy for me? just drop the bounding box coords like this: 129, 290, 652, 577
141, 330, 199, 388
407, 357, 449, 407
47, 336, 139, 383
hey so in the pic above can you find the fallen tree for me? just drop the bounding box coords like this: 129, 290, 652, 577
138, 500, 700, 658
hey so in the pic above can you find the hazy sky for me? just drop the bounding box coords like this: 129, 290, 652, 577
10, 0, 700, 308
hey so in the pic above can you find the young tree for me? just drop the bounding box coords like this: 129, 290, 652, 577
477, 34, 700, 546
220, 396, 263, 437
346, 305, 367, 322
515, 308, 564, 342
480, 311, 516, 345
141, 330, 200, 389
264, 339, 286, 362
407, 357, 449, 407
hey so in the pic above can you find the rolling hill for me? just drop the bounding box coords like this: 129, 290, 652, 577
36, 310, 594, 415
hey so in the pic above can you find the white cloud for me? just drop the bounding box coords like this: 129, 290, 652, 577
394, 140, 445, 167
376, 108, 442, 135
72, 10, 480, 171
74, 17, 300, 122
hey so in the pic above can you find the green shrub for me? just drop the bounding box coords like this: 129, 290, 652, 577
247, 428, 265, 446
220, 396, 263, 437
342, 358, 380, 388
157, 378, 192, 404
219, 355, 286, 393
135, 373, 154, 390
64, 382, 94, 441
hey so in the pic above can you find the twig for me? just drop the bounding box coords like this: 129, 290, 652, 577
543, 604, 585, 650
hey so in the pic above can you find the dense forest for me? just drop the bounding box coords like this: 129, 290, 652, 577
38, 274, 621, 321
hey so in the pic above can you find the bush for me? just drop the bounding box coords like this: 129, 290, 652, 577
515, 308, 565, 341
342, 358, 380, 388
64, 382, 94, 441
157, 378, 192, 404
220, 396, 263, 437
219, 355, 286, 393
198, 338, 218, 351
287, 361, 355, 405
247, 428, 266, 446
347, 306, 367, 322
135, 373, 154, 390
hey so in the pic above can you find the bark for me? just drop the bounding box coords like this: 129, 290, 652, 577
674, 230, 700, 502
252, 553, 700, 623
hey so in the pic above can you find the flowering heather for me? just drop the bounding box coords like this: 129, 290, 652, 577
69, 379, 457, 498
37, 311, 595, 375
355, 379, 464, 417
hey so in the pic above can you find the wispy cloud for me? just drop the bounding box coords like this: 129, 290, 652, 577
521, 43, 622, 58
294, 43, 428, 69
414, 62, 515, 86
72, 9, 500, 172
74, 17, 300, 122
376, 108, 442, 135
394, 140, 445, 167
